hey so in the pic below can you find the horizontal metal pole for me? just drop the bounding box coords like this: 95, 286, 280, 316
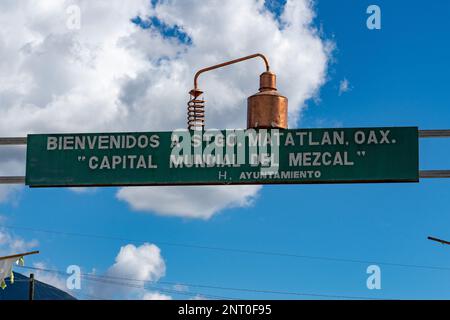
419, 170, 450, 178
0, 176, 25, 184
2, 173, 450, 184
0, 131, 448, 144
0, 132, 448, 185
0, 137, 27, 145
419, 130, 450, 138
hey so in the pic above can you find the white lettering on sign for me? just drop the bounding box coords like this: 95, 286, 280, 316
289, 152, 354, 167
238, 170, 321, 180
88, 155, 157, 170
46, 134, 160, 151
354, 130, 392, 145
41, 128, 403, 178
292, 131, 345, 146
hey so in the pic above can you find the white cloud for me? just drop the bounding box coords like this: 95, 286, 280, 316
117, 185, 261, 219
142, 291, 172, 300
29, 262, 68, 292
67, 187, 98, 194
93, 243, 168, 299
0, 223, 38, 256
0, 186, 22, 205
173, 283, 189, 292
0, 0, 332, 217
107, 243, 166, 281
338, 78, 351, 95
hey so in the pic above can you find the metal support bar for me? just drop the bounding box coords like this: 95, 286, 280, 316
419, 170, 450, 178
418, 130, 450, 138
0, 176, 25, 184
0, 131, 448, 145
2, 173, 450, 183
0, 137, 27, 145
0, 250, 40, 261
0, 139, 26, 184
1, 131, 450, 184
428, 236, 450, 246
418, 131, 450, 178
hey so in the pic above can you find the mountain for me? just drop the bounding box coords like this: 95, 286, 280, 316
0, 272, 76, 300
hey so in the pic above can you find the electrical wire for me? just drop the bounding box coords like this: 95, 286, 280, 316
3, 224, 450, 272
81, 276, 238, 300
13, 266, 238, 300
17, 265, 389, 300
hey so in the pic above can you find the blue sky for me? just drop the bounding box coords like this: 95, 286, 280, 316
1, 0, 450, 299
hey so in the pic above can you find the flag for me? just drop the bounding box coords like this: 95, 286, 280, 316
0, 256, 24, 289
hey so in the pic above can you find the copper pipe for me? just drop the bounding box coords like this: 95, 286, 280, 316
187, 53, 283, 130
193, 53, 270, 91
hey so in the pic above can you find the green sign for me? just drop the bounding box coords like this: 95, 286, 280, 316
25, 127, 419, 187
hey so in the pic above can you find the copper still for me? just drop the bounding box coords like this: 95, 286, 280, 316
188, 53, 288, 130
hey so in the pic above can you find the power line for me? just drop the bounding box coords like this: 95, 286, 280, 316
83, 274, 387, 300
13, 277, 231, 300
82, 276, 238, 300
17, 265, 238, 300
4, 224, 450, 272
17, 265, 389, 300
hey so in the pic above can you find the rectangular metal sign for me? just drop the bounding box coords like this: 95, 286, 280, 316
25, 127, 419, 187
